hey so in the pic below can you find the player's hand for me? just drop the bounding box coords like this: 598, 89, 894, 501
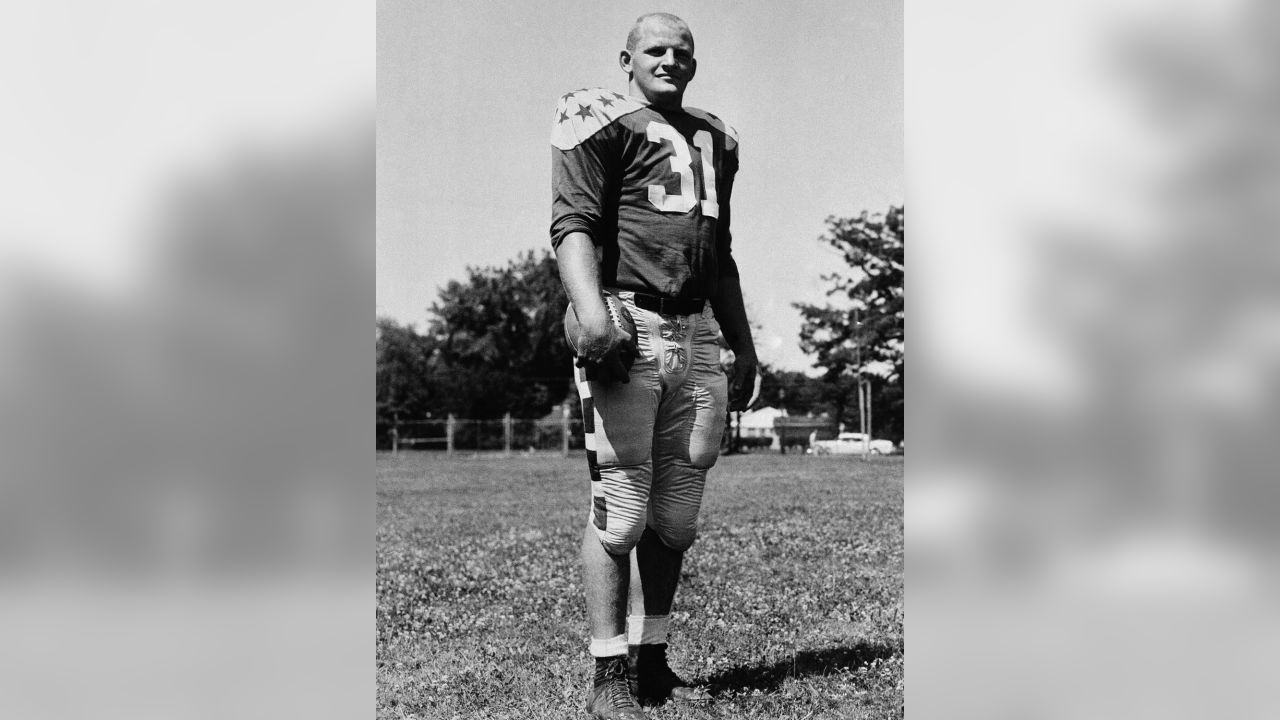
571, 313, 636, 384
727, 351, 758, 411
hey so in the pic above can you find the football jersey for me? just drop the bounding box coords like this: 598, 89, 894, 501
550, 88, 739, 301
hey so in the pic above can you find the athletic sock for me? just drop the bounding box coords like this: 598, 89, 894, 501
626, 614, 669, 646
588, 633, 629, 659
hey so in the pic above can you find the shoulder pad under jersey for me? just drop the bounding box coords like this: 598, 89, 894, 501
551, 88, 648, 150
683, 107, 740, 151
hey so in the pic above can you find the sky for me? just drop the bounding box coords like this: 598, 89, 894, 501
376, 0, 903, 373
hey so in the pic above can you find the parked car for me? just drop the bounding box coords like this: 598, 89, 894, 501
809, 432, 897, 455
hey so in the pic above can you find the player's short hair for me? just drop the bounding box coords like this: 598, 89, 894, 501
625, 12, 694, 54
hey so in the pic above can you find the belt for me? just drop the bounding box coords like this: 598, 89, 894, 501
629, 292, 705, 316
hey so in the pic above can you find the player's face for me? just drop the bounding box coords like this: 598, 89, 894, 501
621, 21, 696, 108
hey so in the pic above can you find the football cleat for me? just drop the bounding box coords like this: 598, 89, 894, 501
586, 655, 646, 720
629, 644, 711, 706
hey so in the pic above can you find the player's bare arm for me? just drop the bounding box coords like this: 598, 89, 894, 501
556, 231, 634, 378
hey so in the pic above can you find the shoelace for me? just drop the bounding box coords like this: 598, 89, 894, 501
596, 660, 638, 709
605, 679, 636, 708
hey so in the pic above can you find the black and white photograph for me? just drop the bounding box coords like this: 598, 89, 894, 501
7, 1, 1280, 718
376, 2, 903, 718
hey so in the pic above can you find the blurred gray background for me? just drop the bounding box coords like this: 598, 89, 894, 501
0, 2, 370, 718
909, 1, 1280, 718
3, 0, 1278, 717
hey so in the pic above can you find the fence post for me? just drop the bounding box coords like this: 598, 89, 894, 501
446, 414, 456, 456
503, 413, 513, 456
562, 402, 572, 457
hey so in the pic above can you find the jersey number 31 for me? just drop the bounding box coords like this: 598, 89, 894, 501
645, 122, 719, 219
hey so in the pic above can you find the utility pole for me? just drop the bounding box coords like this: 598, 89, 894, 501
855, 307, 868, 459
865, 376, 873, 455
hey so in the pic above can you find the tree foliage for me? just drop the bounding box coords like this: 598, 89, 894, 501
376, 317, 438, 422
376, 250, 575, 427
755, 366, 823, 415
755, 365, 870, 431
794, 206, 904, 440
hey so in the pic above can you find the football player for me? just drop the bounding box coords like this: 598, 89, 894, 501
550, 12, 758, 719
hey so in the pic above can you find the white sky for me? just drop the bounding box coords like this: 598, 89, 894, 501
0, 1, 371, 296
376, 0, 903, 373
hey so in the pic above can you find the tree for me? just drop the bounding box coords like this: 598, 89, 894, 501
421, 249, 574, 419
376, 317, 437, 424
794, 206, 904, 441
755, 366, 824, 416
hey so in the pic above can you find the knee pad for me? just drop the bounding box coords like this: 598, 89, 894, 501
589, 461, 652, 555
687, 439, 720, 470
594, 520, 645, 556
653, 524, 697, 552
648, 496, 701, 553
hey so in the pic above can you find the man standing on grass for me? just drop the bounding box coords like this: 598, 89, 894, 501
550, 12, 758, 720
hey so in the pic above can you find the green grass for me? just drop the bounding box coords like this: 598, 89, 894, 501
377, 452, 903, 719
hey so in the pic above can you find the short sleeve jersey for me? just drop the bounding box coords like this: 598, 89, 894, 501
550, 88, 740, 301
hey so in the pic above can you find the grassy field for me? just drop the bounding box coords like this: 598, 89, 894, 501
377, 452, 903, 719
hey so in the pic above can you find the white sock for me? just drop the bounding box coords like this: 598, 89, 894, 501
626, 614, 670, 646
588, 633, 629, 658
